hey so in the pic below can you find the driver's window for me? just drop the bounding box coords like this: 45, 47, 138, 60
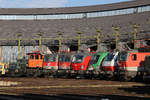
131, 54, 137, 61
30, 55, 34, 59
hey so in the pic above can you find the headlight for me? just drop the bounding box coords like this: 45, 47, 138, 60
88, 66, 94, 71
15, 69, 19, 73
36, 64, 39, 67
59, 66, 65, 69
81, 65, 84, 70
44, 66, 51, 69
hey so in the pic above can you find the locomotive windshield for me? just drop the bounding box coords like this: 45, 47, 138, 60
44, 55, 57, 62
59, 55, 71, 62
104, 53, 115, 61
72, 54, 84, 63
90, 55, 100, 64
119, 52, 128, 61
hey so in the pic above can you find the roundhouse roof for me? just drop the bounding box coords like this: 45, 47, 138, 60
0, 0, 149, 46
0, 11, 149, 46
0, 0, 149, 15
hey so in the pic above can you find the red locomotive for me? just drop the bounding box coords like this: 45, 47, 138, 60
71, 53, 92, 78
117, 50, 150, 81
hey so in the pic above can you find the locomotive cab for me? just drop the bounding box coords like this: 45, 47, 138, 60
57, 54, 72, 77
71, 53, 92, 71
71, 53, 92, 77
43, 54, 58, 70
26, 51, 44, 77
87, 52, 108, 78
101, 52, 119, 72
58, 54, 72, 70
101, 52, 119, 79
118, 51, 150, 81
88, 52, 108, 71
27, 51, 44, 68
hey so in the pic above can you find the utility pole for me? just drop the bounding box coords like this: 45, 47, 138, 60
112, 26, 120, 50
96, 28, 102, 51
147, 19, 150, 24
38, 32, 43, 51
17, 33, 22, 59
22, 46, 25, 58
58, 32, 62, 53
77, 31, 82, 52
131, 23, 139, 49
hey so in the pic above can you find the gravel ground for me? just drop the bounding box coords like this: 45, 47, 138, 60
0, 77, 149, 100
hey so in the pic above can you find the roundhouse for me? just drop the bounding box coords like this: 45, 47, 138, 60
0, 0, 149, 56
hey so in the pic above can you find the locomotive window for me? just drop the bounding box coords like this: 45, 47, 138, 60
49, 56, 56, 62
132, 54, 137, 60
72, 55, 84, 63
44, 56, 49, 62
40, 55, 43, 59
119, 52, 128, 61
65, 56, 71, 62
90, 55, 100, 64
59, 55, 65, 62
30, 55, 34, 59
35, 55, 39, 59
104, 53, 114, 61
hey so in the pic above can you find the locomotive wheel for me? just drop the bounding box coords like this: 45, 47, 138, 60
119, 75, 132, 82
26, 73, 33, 77
44, 72, 51, 78
52, 71, 59, 78
10, 72, 16, 77
33, 72, 39, 77
106, 75, 114, 81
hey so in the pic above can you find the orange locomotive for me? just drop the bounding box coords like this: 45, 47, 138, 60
27, 51, 44, 68
26, 51, 45, 77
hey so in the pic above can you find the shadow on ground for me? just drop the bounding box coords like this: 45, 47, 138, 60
0, 93, 149, 100
119, 85, 150, 96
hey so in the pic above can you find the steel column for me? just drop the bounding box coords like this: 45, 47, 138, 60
58, 32, 62, 52
17, 34, 22, 59
113, 26, 120, 50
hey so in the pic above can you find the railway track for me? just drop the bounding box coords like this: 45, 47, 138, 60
0, 84, 146, 89
0, 78, 149, 99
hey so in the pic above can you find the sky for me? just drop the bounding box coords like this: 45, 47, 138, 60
0, 0, 132, 8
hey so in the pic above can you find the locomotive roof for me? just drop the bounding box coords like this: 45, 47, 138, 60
27, 51, 44, 55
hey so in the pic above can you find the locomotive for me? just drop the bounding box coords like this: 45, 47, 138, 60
43, 54, 58, 77
117, 50, 150, 81
101, 52, 119, 79
87, 52, 108, 79
71, 53, 93, 78
26, 51, 44, 77
43, 53, 73, 77
3, 47, 150, 83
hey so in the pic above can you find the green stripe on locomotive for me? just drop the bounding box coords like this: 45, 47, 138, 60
89, 52, 108, 71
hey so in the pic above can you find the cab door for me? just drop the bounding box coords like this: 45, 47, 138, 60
127, 53, 138, 71
28, 54, 35, 68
